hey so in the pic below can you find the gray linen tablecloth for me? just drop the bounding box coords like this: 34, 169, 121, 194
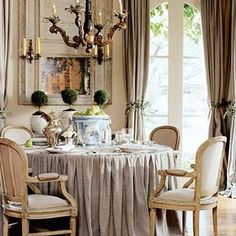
25, 146, 182, 236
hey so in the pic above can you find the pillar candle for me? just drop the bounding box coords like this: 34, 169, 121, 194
37, 37, 41, 54
23, 38, 27, 56
105, 44, 110, 57
52, 4, 56, 17
98, 11, 102, 24
118, 0, 123, 12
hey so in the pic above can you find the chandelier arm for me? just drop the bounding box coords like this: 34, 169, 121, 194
95, 21, 127, 47
49, 25, 83, 49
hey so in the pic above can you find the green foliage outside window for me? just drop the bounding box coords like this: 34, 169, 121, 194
150, 3, 201, 44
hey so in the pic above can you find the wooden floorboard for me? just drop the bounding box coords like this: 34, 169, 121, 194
185, 196, 236, 236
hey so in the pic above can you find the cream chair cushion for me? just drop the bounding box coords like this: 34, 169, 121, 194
6, 194, 69, 211
28, 194, 69, 209
156, 189, 217, 205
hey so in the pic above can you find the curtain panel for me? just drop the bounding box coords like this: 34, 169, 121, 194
0, 0, 11, 129
123, 0, 150, 141
224, 0, 236, 197
201, 0, 236, 189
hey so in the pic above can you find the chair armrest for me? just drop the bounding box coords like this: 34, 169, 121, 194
28, 168, 32, 174
158, 169, 196, 178
27, 173, 68, 183
27, 173, 77, 216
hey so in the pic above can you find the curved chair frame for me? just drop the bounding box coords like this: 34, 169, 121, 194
149, 125, 180, 150
0, 125, 34, 145
149, 136, 227, 236
0, 138, 77, 236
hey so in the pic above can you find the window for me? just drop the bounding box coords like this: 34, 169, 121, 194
146, 0, 208, 168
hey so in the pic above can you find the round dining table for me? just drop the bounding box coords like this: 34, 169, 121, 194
25, 144, 182, 236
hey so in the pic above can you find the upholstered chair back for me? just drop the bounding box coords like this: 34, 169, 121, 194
195, 136, 226, 198
149, 125, 180, 150
0, 126, 34, 145
0, 138, 28, 205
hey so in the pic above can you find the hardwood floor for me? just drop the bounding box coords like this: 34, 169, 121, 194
185, 196, 236, 236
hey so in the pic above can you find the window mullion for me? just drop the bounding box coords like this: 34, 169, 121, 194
168, 0, 184, 130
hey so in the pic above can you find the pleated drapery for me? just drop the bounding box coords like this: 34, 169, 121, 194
26, 149, 181, 236
123, 0, 150, 141
201, 0, 236, 189
0, 0, 11, 130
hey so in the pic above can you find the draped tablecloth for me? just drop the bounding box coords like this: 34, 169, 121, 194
25, 146, 181, 236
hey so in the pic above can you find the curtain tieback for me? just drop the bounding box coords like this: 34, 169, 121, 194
210, 100, 230, 109
125, 100, 149, 115
210, 101, 236, 118
0, 110, 6, 119
224, 102, 236, 118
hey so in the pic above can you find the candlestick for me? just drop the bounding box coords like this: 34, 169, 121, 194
118, 0, 123, 12
23, 38, 27, 56
52, 4, 56, 17
105, 44, 110, 58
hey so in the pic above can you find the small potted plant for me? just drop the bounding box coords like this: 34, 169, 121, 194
60, 88, 77, 130
93, 89, 110, 107
61, 88, 77, 111
30, 90, 48, 134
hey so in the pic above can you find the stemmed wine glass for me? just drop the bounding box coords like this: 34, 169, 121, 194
121, 128, 133, 143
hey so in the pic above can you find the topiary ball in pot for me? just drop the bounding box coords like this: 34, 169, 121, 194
31, 90, 48, 115
61, 88, 77, 111
93, 90, 110, 107
30, 90, 48, 134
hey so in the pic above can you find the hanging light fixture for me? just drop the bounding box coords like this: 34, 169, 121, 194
44, 0, 127, 65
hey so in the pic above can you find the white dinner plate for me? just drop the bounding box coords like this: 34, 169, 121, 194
46, 145, 75, 153
118, 144, 149, 153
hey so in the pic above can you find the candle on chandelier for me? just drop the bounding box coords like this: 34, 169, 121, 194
118, 0, 123, 12
76, 0, 79, 4
105, 44, 110, 58
52, 4, 57, 17
98, 11, 102, 24
23, 38, 27, 56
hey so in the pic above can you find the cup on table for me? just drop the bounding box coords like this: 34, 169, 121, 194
121, 128, 133, 143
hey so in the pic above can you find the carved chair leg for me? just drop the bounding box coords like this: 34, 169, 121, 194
193, 210, 199, 236
212, 206, 217, 236
150, 208, 157, 236
22, 217, 29, 236
3, 214, 9, 236
70, 216, 76, 236
182, 211, 186, 235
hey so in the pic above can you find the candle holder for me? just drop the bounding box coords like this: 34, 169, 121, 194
44, 1, 128, 65
93, 46, 111, 65
20, 39, 41, 64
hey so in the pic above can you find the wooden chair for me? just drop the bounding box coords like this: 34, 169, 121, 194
149, 125, 180, 150
0, 125, 34, 145
149, 136, 226, 236
0, 138, 77, 236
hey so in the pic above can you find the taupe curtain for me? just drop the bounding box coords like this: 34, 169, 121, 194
224, 1, 236, 197
201, 0, 236, 188
0, 0, 11, 129
123, 0, 150, 141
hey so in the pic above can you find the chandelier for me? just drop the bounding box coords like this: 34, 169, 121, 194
44, 0, 128, 65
